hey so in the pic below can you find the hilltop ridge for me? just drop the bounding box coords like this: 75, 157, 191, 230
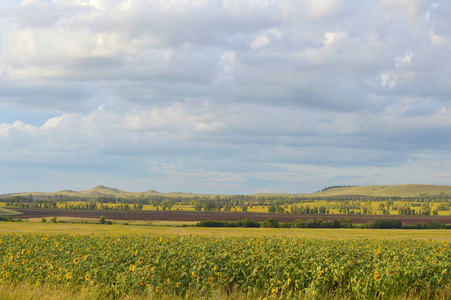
313, 184, 451, 197
4, 184, 451, 198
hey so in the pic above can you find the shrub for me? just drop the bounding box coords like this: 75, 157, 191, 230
237, 218, 260, 228
261, 218, 279, 228
366, 219, 402, 229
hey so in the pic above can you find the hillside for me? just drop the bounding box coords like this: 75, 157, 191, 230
78, 185, 127, 195
9, 185, 202, 198
314, 184, 451, 197
5, 184, 451, 198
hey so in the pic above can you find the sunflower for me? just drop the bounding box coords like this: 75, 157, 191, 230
85, 274, 91, 281
57, 274, 62, 281
73, 258, 80, 264
67, 282, 72, 287
176, 282, 181, 288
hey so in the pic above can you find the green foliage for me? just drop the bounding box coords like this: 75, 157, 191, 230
195, 219, 260, 228
0, 217, 22, 222
261, 218, 279, 228
403, 221, 451, 229
365, 219, 402, 229
2, 234, 451, 299
294, 218, 353, 228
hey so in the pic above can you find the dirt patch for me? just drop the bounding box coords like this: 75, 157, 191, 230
12, 209, 451, 224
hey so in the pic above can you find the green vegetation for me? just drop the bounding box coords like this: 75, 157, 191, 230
3, 184, 451, 217
2, 233, 451, 299
195, 218, 451, 229
195, 219, 260, 228
0, 207, 21, 216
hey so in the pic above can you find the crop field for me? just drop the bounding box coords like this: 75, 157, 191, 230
10, 208, 451, 226
4, 222, 451, 240
1, 228, 451, 300
3, 185, 451, 299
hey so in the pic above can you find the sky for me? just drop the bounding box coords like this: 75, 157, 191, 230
0, 0, 450, 195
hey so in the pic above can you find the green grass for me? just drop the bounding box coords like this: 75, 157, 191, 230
0, 207, 22, 216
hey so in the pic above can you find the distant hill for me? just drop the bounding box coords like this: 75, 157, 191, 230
56, 190, 76, 194
313, 184, 451, 197
6, 184, 451, 198
9, 185, 200, 198
79, 185, 126, 195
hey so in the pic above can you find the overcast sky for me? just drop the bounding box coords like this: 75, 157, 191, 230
0, 0, 450, 194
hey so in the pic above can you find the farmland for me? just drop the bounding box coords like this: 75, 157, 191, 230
1, 228, 451, 299
6, 208, 451, 226
2, 184, 451, 299
4, 184, 451, 219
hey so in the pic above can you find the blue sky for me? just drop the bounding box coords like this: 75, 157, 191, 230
0, 0, 450, 194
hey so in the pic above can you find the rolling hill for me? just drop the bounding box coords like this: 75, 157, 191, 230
4, 184, 451, 198
313, 184, 451, 197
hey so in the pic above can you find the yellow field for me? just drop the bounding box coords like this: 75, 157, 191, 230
2, 221, 451, 241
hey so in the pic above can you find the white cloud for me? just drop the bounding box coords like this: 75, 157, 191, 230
429, 29, 445, 45
250, 34, 270, 50
0, 0, 451, 193
323, 31, 346, 45
0, 120, 36, 137
395, 52, 413, 68
377, 0, 430, 28
250, 27, 282, 50
215, 51, 236, 82
305, 0, 342, 20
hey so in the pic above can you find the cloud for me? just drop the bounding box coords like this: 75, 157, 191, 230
0, 0, 450, 193
377, 0, 431, 28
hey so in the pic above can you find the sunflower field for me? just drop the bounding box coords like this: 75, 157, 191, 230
1, 233, 451, 299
